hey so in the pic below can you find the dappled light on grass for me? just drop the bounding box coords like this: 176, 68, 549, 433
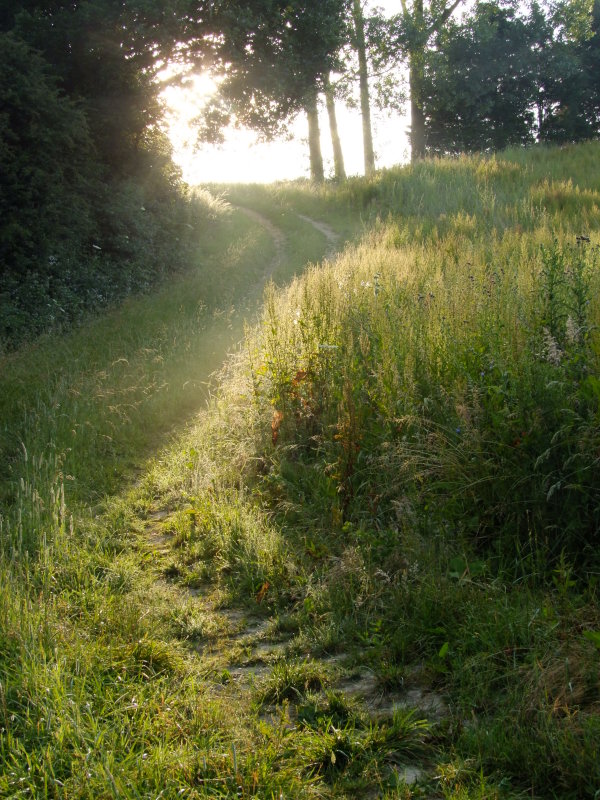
2, 142, 600, 799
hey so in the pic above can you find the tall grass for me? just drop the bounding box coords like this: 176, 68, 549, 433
0, 190, 358, 799
208, 143, 600, 797
2, 143, 600, 799
0, 202, 273, 798
247, 143, 600, 571
130, 143, 599, 798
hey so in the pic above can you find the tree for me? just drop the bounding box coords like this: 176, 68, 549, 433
306, 89, 326, 181
581, 0, 600, 133
324, 72, 347, 180
537, 0, 600, 142
422, 2, 538, 154
0, 1, 201, 344
420, 0, 600, 155
0, 34, 94, 274
387, 0, 463, 160
200, 0, 347, 180
11, 0, 187, 176
326, 2, 406, 178
352, 0, 376, 175
195, 0, 406, 180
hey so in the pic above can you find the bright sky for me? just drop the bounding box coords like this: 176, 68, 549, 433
160, 1, 411, 184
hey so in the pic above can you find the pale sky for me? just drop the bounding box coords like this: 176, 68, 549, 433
160, 1, 415, 183
162, 81, 411, 184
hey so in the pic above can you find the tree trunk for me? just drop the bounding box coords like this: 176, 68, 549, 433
352, 0, 376, 176
324, 73, 346, 180
306, 91, 324, 182
405, 0, 462, 160
409, 49, 426, 161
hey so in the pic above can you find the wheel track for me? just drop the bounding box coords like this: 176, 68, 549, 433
236, 206, 342, 277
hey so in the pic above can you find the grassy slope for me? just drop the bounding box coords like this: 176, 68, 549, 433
2, 143, 600, 799
0, 195, 357, 799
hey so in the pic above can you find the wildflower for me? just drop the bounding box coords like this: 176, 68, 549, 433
565, 316, 580, 345
543, 327, 562, 365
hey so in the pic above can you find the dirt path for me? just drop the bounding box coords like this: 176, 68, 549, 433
140, 208, 441, 794
159, 205, 343, 413
236, 206, 342, 275
236, 206, 286, 276
296, 213, 340, 257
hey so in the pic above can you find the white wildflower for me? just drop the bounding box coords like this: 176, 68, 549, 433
565, 316, 580, 345
543, 327, 562, 365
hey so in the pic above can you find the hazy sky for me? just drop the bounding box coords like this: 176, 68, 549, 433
161, 1, 415, 184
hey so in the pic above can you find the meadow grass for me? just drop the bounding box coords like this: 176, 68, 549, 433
201, 142, 600, 796
0, 197, 350, 798
2, 143, 600, 799
217, 182, 364, 259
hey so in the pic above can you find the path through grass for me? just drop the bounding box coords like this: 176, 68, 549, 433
2, 145, 600, 799
0, 196, 355, 798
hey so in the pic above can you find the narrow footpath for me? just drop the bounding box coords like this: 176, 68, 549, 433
137, 205, 445, 797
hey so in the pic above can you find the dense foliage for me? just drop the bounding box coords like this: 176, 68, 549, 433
245, 143, 600, 572
0, 1, 204, 348
205, 0, 348, 134
422, 0, 600, 154
195, 0, 600, 169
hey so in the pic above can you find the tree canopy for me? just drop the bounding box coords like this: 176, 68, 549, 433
2, 0, 600, 343
0, 0, 198, 345
422, 0, 600, 155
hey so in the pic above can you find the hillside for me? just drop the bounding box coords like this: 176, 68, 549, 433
1, 143, 600, 799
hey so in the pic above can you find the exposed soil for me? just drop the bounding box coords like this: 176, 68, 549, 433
297, 213, 340, 257
141, 207, 441, 794
235, 206, 286, 276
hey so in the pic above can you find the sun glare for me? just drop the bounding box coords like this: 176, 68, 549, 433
161, 70, 411, 186
159, 0, 412, 186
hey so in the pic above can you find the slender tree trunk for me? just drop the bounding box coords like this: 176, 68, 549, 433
405, 0, 462, 160
306, 98, 325, 182
306, 90, 324, 182
537, 100, 544, 138
324, 73, 346, 180
352, 0, 376, 176
409, 49, 426, 161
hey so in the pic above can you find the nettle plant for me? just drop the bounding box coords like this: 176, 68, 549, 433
255, 234, 600, 575
526, 241, 600, 560
419, 240, 600, 570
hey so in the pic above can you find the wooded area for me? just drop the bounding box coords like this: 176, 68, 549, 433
1, 0, 600, 346
2, 3, 600, 797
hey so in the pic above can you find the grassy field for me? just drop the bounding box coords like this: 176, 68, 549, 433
1, 143, 600, 799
